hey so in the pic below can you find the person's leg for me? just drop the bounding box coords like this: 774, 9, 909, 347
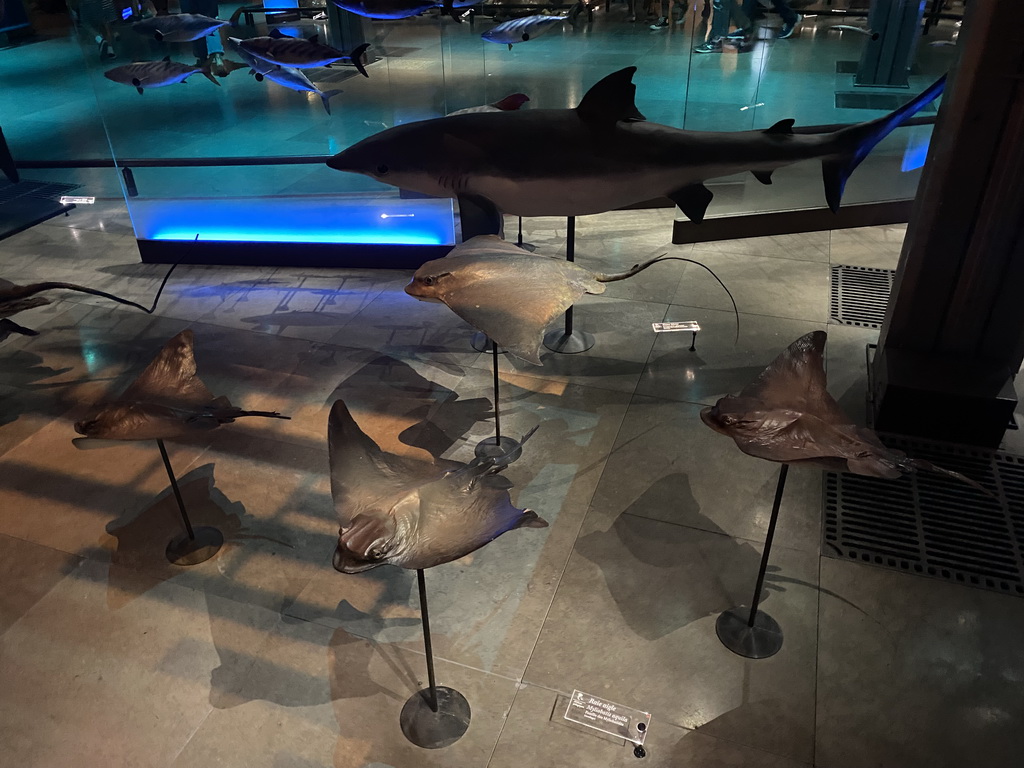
650, 0, 669, 28
769, 0, 798, 27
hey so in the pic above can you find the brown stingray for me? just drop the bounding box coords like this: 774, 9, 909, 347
404, 234, 736, 364
328, 399, 547, 573
74, 330, 288, 441
701, 331, 994, 493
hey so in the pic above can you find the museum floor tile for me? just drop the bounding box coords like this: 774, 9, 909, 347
2, 205, 1023, 768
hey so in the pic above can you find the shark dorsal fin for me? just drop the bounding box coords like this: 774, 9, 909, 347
765, 119, 795, 135
162, 55, 171, 62
576, 67, 646, 124
269, 28, 286, 38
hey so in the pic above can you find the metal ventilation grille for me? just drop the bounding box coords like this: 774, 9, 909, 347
824, 436, 1024, 596
0, 180, 80, 204
830, 265, 895, 328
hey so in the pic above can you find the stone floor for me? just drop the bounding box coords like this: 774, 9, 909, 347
1, 203, 1023, 768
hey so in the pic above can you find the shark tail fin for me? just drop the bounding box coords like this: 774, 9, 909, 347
350, 43, 371, 78
199, 61, 220, 87
320, 89, 343, 116
824, 74, 946, 212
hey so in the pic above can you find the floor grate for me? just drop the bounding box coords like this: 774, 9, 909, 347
830, 264, 894, 328
824, 435, 1024, 596
0, 179, 80, 205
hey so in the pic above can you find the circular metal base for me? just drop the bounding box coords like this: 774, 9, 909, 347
166, 526, 224, 566
400, 686, 471, 749
474, 435, 523, 466
715, 607, 783, 659
543, 329, 595, 354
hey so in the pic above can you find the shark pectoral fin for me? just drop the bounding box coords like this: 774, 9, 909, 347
507, 43, 513, 51
320, 89, 343, 116
514, 510, 548, 529
753, 170, 774, 185
351, 43, 371, 77
764, 119, 795, 135
667, 184, 714, 222
822, 159, 848, 213
268, 28, 286, 38
136, 86, 144, 95
457, 194, 503, 239
576, 66, 646, 124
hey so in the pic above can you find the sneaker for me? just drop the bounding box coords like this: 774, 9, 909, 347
650, 16, 668, 29
693, 39, 723, 53
779, 14, 802, 39
726, 27, 752, 40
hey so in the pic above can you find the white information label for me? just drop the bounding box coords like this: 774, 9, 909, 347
564, 690, 651, 745
652, 321, 700, 333
59, 196, 95, 205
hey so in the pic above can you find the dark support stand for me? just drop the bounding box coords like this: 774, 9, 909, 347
516, 216, 536, 252
715, 463, 788, 659
474, 341, 525, 465
544, 216, 595, 354
158, 439, 224, 566
400, 569, 471, 749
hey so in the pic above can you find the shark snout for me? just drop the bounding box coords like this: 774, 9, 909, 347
403, 282, 442, 302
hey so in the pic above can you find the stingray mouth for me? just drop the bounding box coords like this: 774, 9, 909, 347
73, 419, 98, 436
332, 543, 385, 574
403, 283, 441, 302
698, 406, 731, 435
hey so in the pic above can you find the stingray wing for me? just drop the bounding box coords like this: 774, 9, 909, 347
739, 330, 849, 425
119, 330, 218, 407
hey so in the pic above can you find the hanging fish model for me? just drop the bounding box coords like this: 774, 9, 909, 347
236, 32, 370, 76
700, 331, 994, 495
481, 14, 567, 50
259, 66, 344, 115
104, 57, 219, 94
404, 234, 736, 364
74, 330, 289, 442
327, 66, 945, 225
131, 13, 231, 43
328, 399, 546, 573
329, 0, 470, 21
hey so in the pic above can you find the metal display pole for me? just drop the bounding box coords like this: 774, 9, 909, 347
715, 463, 788, 659
474, 340, 526, 465
158, 439, 224, 566
543, 216, 595, 354
399, 569, 472, 749
516, 216, 536, 252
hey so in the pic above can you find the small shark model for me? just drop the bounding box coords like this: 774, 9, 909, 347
328, 399, 546, 573
481, 14, 567, 50
327, 66, 945, 226
404, 234, 735, 364
700, 331, 994, 495
104, 57, 219, 94
74, 330, 289, 442
258, 66, 344, 115
448, 92, 529, 116
329, 0, 468, 21
131, 13, 230, 43
237, 32, 370, 75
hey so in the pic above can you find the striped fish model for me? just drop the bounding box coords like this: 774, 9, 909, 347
131, 13, 230, 43
481, 15, 567, 49
238, 32, 370, 76
104, 57, 219, 94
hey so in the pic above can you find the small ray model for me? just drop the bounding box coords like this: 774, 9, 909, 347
131, 12, 230, 42
448, 92, 529, 116
481, 14, 567, 50
700, 331, 994, 493
404, 234, 736, 365
74, 330, 288, 441
327, 66, 944, 224
104, 57, 219, 94
329, 0, 470, 21
236, 32, 370, 75
328, 399, 546, 573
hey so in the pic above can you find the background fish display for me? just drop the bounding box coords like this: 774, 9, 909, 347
701, 331, 993, 494
74, 330, 288, 442
327, 66, 944, 224
329, 0, 468, 21
257, 66, 343, 115
104, 57, 219, 94
403, 234, 735, 364
131, 13, 230, 43
237, 33, 370, 76
328, 399, 546, 573
481, 14, 567, 49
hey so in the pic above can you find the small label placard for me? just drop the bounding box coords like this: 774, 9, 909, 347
564, 690, 651, 745
59, 196, 95, 205
652, 321, 700, 333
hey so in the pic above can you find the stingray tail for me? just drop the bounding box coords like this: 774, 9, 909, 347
10, 265, 177, 315
823, 75, 945, 212
597, 254, 740, 342
348, 43, 370, 78
206, 407, 291, 424
905, 457, 998, 501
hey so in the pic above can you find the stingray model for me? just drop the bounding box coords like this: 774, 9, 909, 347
701, 331, 992, 493
404, 235, 735, 364
327, 66, 945, 225
74, 330, 288, 442
328, 399, 546, 573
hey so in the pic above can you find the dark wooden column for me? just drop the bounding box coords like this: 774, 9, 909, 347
872, 1, 1024, 446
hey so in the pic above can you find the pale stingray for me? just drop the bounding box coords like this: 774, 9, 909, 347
404, 234, 736, 365
328, 399, 546, 573
74, 330, 288, 441
701, 330, 994, 493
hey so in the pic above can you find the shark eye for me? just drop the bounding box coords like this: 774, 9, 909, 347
421, 276, 436, 286
376, 164, 389, 176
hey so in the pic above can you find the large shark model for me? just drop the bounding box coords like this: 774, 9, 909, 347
327, 66, 945, 225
